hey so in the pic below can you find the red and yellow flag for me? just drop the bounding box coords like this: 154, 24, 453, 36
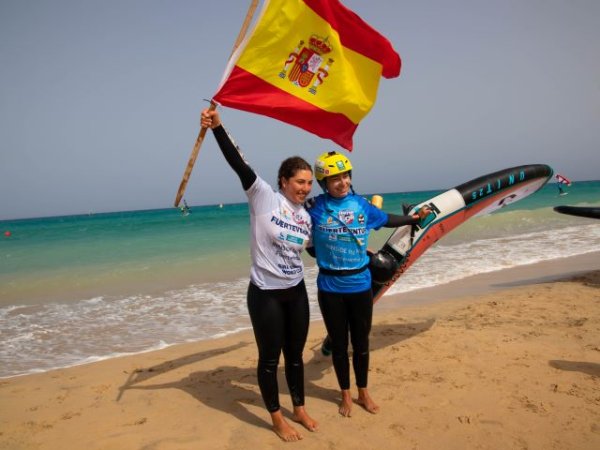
212, 0, 401, 151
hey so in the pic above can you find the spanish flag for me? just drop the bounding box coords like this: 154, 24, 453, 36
212, 0, 401, 151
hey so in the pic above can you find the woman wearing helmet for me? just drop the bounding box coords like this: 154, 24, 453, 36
307, 151, 429, 417
201, 108, 317, 441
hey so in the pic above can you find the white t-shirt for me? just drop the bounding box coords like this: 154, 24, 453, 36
246, 176, 312, 289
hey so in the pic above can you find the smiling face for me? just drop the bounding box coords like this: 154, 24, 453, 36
325, 172, 351, 198
281, 169, 313, 204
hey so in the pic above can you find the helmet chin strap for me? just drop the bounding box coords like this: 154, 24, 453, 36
318, 179, 328, 192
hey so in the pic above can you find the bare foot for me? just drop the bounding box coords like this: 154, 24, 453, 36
292, 406, 319, 431
270, 410, 303, 442
339, 389, 353, 417
357, 387, 380, 414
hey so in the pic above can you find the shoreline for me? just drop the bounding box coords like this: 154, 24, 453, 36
1, 257, 599, 448
2, 252, 599, 380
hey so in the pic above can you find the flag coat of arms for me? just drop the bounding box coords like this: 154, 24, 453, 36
212, 0, 401, 151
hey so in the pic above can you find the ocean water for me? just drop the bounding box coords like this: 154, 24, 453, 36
1, 181, 599, 378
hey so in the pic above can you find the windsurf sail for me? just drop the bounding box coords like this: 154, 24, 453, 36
556, 174, 572, 186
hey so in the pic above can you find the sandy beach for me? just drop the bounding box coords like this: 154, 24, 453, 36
1, 254, 599, 450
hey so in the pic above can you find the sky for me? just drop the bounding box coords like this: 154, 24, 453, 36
1, 0, 599, 220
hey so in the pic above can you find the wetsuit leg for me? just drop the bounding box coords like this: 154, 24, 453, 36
247, 281, 310, 412
346, 289, 373, 388
282, 281, 310, 407
247, 282, 285, 412
318, 290, 351, 390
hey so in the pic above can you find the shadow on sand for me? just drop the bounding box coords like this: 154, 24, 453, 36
549, 360, 600, 377
117, 319, 435, 430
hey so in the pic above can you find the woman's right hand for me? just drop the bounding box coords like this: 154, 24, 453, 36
416, 205, 432, 220
201, 108, 221, 129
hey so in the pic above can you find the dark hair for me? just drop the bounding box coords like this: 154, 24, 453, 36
277, 156, 312, 189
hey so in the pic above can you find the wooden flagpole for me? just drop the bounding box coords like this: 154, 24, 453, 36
174, 0, 260, 207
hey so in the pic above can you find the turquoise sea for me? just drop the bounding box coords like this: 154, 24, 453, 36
1, 181, 599, 378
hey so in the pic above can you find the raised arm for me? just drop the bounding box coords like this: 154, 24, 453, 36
201, 109, 257, 190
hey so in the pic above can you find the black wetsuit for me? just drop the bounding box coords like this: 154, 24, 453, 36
212, 125, 310, 412
247, 281, 309, 411
307, 195, 418, 391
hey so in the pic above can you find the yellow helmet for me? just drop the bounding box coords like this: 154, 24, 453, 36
314, 151, 353, 181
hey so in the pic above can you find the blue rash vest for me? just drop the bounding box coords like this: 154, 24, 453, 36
307, 193, 388, 293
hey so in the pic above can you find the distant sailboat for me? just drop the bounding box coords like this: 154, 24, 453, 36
555, 174, 572, 196
180, 199, 191, 216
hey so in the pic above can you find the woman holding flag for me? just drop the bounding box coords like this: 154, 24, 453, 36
201, 108, 317, 441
